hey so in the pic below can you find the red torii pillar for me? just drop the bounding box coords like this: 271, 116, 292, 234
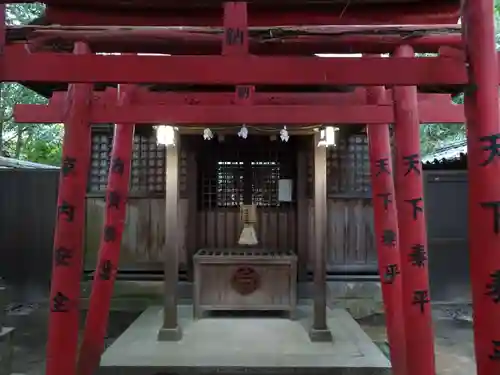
392, 45, 435, 375
46, 42, 93, 375
462, 1, 500, 374
77, 85, 136, 375
366, 82, 406, 375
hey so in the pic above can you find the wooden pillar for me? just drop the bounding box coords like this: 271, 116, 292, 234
462, 1, 500, 374
366, 83, 406, 375
77, 85, 136, 375
0, 3, 4, 83
158, 132, 182, 341
46, 42, 92, 375
296, 138, 309, 281
392, 45, 435, 375
309, 132, 332, 342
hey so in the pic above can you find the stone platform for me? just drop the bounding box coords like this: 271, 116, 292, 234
98, 305, 391, 375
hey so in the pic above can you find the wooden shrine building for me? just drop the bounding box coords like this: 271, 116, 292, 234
2, 1, 500, 375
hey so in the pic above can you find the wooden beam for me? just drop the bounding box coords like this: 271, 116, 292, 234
40, 3, 460, 27
45, 89, 454, 106
19, 27, 463, 54
3, 47, 467, 85
13, 102, 466, 124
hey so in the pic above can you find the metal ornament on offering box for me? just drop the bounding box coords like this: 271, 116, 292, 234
238, 204, 258, 246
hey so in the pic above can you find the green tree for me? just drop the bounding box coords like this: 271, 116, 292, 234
0, 3, 62, 165
420, 0, 500, 157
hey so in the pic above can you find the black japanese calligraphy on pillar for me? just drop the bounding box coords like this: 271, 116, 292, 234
51, 291, 70, 312
226, 27, 244, 46
108, 191, 121, 210
403, 154, 421, 176
409, 244, 427, 267
99, 260, 113, 281
103, 225, 117, 242
479, 133, 500, 167
54, 247, 73, 267
383, 264, 400, 285
404, 198, 423, 221
377, 193, 393, 211
111, 157, 125, 176
375, 158, 391, 176
237, 86, 251, 100
58, 201, 75, 222
61, 157, 76, 177
382, 229, 397, 247
412, 290, 430, 313
489, 340, 500, 361
480, 201, 500, 235
485, 270, 500, 303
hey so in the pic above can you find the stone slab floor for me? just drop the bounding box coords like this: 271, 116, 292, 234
4, 303, 476, 375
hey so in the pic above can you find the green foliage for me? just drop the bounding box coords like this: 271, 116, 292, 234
419, 0, 500, 158
0, 3, 61, 165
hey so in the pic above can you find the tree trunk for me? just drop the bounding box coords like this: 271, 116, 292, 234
15, 123, 23, 158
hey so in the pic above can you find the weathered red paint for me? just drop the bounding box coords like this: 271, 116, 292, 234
22, 28, 463, 55
366, 84, 406, 375
46, 42, 93, 375
45, 89, 454, 106
2, 45, 468, 85
41, 3, 460, 27
77, 85, 136, 375
223, 2, 255, 107
392, 45, 435, 375
462, 1, 500, 374
13, 102, 466, 125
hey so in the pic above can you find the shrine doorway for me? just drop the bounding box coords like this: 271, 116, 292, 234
194, 135, 299, 252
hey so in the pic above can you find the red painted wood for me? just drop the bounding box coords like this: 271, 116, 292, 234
45, 89, 452, 106
0, 4, 5, 82
23, 29, 463, 55
13, 102, 466, 125
77, 85, 136, 375
2, 46, 467, 85
462, 1, 500, 374
42, 3, 460, 27
392, 45, 435, 375
46, 42, 93, 375
223, 2, 254, 107
366, 84, 406, 375
222, 2, 248, 56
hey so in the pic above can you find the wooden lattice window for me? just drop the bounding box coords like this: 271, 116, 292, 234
130, 133, 166, 194
216, 161, 244, 207
89, 132, 113, 192
327, 134, 371, 195
199, 137, 295, 209
88, 127, 166, 195
251, 161, 281, 207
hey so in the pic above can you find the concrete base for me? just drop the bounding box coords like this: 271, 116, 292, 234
0, 327, 14, 375
157, 325, 182, 341
98, 304, 390, 375
309, 327, 334, 343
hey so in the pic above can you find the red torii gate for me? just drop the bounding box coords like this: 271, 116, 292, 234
13, 91, 466, 124
1, 1, 499, 375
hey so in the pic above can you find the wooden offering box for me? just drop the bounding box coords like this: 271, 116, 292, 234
193, 249, 297, 319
